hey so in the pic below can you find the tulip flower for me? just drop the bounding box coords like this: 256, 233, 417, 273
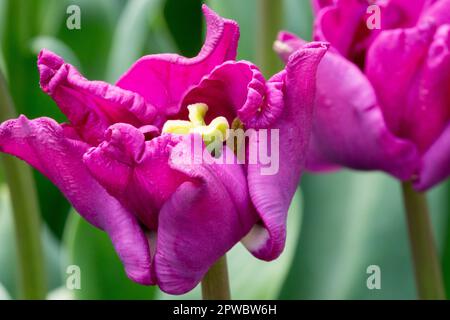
276, 0, 450, 191
0, 6, 327, 295
275, 0, 449, 299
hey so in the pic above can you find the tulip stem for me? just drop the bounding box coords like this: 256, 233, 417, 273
0, 71, 46, 299
201, 255, 231, 300
401, 182, 445, 300
256, 0, 283, 77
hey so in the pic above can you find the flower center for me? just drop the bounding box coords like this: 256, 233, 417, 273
162, 103, 245, 158
162, 103, 230, 145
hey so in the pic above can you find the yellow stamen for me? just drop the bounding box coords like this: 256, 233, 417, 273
188, 103, 208, 126
161, 120, 193, 135
227, 117, 245, 159
231, 117, 244, 131
162, 104, 230, 147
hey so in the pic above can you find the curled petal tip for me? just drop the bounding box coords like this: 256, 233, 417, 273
38, 49, 64, 67
304, 41, 330, 50
37, 49, 66, 94
89, 123, 146, 166
287, 41, 329, 68
274, 32, 309, 62
201, 3, 212, 14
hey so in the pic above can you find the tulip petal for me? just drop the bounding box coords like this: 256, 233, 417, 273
116, 5, 239, 120
182, 43, 328, 261
83, 124, 189, 230
276, 32, 420, 180
408, 25, 450, 152
386, 0, 428, 27
84, 125, 258, 294
274, 31, 307, 63
181, 60, 284, 129
420, 0, 450, 26
315, 50, 420, 179
243, 43, 328, 261
313, 0, 368, 57
155, 137, 258, 294
365, 22, 439, 149
415, 122, 450, 191
38, 50, 156, 145
313, 0, 428, 65
0, 116, 152, 284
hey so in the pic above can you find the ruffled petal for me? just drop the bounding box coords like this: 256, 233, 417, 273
155, 136, 258, 294
116, 5, 239, 121
243, 43, 328, 261
83, 124, 188, 230
415, 122, 450, 191
84, 125, 258, 294
274, 34, 341, 172
38, 50, 156, 145
0, 116, 152, 284
181, 60, 284, 129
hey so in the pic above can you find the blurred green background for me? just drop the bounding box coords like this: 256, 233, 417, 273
0, 0, 449, 300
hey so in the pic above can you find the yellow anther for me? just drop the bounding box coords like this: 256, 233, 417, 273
188, 103, 208, 126
161, 120, 194, 135
231, 117, 244, 131
162, 104, 230, 148
191, 116, 229, 143
209, 117, 230, 141
227, 117, 245, 158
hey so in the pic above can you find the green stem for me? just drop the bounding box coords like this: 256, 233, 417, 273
443, 182, 450, 298
401, 182, 445, 300
256, 0, 283, 77
201, 255, 231, 300
0, 71, 46, 300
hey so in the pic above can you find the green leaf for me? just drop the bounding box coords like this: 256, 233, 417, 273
158, 188, 303, 300
279, 171, 448, 299
0, 185, 63, 299
63, 210, 158, 300
105, 0, 163, 82
163, 0, 203, 57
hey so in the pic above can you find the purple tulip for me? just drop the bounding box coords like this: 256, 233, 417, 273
275, 0, 450, 191
0, 6, 327, 294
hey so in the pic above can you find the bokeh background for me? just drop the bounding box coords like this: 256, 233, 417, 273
0, 0, 449, 300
